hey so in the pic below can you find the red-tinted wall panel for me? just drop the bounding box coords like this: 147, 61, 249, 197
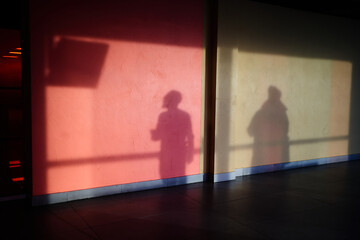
30, 0, 203, 195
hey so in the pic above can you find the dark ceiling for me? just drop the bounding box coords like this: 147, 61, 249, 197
0, 0, 359, 30
0, 0, 22, 29
253, 0, 360, 21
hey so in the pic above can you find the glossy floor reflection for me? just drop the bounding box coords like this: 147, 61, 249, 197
2, 160, 360, 240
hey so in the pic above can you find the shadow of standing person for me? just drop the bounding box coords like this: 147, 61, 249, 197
248, 86, 289, 165
151, 90, 194, 179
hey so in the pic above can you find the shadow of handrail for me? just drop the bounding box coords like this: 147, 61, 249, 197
47, 148, 201, 167
47, 135, 348, 167
229, 135, 348, 151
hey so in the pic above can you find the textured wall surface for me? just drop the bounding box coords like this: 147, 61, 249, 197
30, 0, 203, 195
215, 0, 360, 174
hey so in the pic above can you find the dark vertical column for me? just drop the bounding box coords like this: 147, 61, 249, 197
21, 0, 32, 205
349, 56, 360, 155
203, 0, 218, 180
348, 26, 360, 156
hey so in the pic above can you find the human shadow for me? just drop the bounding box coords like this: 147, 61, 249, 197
151, 90, 194, 179
247, 86, 289, 165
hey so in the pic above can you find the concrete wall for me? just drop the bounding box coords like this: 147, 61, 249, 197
29, 0, 360, 198
215, 0, 360, 174
30, 0, 204, 195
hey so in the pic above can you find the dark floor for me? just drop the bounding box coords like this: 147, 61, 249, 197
2, 161, 360, 240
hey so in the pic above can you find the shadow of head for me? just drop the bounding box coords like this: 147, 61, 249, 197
268, 85, 281, 102
163, 90, 182, 109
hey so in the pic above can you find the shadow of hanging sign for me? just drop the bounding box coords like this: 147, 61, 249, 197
48, 38, 108, 88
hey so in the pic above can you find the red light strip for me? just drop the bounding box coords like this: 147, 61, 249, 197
2, 56, 18, 58
9, 165, 21, 168
12, 177, 24, 182
9, 160, 20, 165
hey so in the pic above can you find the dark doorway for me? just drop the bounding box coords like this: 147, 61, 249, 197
0, 28, 25, 199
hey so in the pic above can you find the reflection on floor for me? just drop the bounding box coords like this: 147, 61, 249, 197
2, 160, 360, 240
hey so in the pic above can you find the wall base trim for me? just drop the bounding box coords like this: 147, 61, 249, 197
32, 174, 204, 206
212, 154, 360, 182
0, 194, 26, 202
32, 154, 360, 205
